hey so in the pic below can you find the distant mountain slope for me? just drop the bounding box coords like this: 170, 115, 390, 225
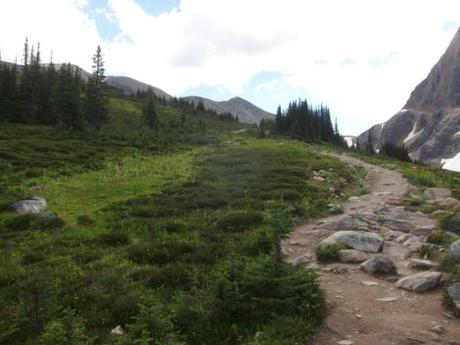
106, 76, 274, 124
358, 28, 460, 170
183, 96, 274, 124
106, 76, 173, 101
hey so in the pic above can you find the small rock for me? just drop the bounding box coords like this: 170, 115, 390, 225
385, 276, 398, 283
313, 176, 326, 182
337, 341, 354, 345
111, 325, 124, 336
408, 258, 438, 270
449, 240, 460, 262
434, 197, 460, 210
288, 256, 311, 266
355, 314, 363, 319
361, 280, 378, 286
328, 203, 343, 214
430, 325, 445, 335
338, 249, 369, 263
448, 341, 460, 345
329, 264, 349, 274
402, 236, 424, 253
424, 188, 452, 201
395, 271, 442, 292
360, 254, 397, 275
376, 296, 399, 302
11, 196, 47, 214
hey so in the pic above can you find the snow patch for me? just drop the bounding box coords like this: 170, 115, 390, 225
403, 123, 423, 144
454, 131, 460, 137
344, 136, 355, 148
400, 109, 409, 113
442, 152, 460, 172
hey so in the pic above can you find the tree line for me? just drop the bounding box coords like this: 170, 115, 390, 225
0, 39, 108, 131
258, 99, 346, 145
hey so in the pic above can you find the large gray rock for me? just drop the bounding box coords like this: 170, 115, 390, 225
318, 215, 369, 231
424, 188, 452, 201
448, 213, 460, 234
395, 272, 442, 292
360, 255, 397, 275
320, 231, 384, 253
447, 282, 460, 312
338, 249, 369, 263
11, 196, 47, 214
449, 240, 460, 261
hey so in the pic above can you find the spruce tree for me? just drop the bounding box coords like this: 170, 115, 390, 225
85, 45, 108, 130
143, 87, 158, 130
51, 63, 83, 131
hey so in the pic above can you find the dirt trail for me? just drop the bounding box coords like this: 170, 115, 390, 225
282, 153, 460, 345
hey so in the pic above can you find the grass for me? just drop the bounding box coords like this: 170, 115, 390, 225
0, 113, 365, 345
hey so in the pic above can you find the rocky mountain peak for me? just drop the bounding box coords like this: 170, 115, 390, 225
405, 27, 460, 110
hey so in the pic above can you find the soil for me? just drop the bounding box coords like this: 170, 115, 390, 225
282, 153, 460, 345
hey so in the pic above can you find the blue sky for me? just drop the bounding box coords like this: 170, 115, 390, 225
1, 0, 460, 135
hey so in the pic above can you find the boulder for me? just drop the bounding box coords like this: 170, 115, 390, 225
402, 236, 424, 253
320, 231, 384, 253
447, 282, 460, 312
338, 249, 369, 263
360, 255, 397, 275
111, 325, 124, 336
395, 271, 442, 292
11, 196, 47, 214
318, 215, 369, 231
447, 212, 460, 234
408, 258, 438, 270
434, 197, 460, 210
424, 188, 452, 201
383, 241, 410, 259
449, 239, 460, 261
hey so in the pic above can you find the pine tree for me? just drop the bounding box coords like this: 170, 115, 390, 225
196, 98, 205, 112
85, 45, 108, 130
143, 87, 158, 130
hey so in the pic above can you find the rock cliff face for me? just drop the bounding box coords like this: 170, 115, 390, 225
358, 28, 460, 169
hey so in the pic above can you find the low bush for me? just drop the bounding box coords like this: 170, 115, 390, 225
214, 210, 264, 232
315, 243, 346, 262
76, 215, 95, 226
97, 232, 131, 246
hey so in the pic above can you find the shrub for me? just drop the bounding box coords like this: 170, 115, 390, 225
215, 210, 263, 232
76, 215, 95, 226
34, 214, 65, 230
315, 243, 346, 262
97, 232, 131, 246
4, 214, 34, 232
440, 252, 457, 271
420, 244, 437, 260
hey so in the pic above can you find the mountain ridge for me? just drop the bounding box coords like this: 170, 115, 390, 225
358, 28, 460, 171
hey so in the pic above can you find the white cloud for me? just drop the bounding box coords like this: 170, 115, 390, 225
1, 0, 460, 135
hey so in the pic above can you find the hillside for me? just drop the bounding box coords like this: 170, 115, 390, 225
358, 28, 460, 170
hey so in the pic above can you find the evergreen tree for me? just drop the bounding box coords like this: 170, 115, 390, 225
18, 39, 39, 123
196, 98, 205, 112
51, 63, 83, 131
85, 46, 108, 130
143, 87, 159, 130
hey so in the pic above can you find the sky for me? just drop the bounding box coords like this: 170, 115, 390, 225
1, 0, 460, 135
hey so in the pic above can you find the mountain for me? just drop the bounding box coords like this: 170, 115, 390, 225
183, 96, 274, 124
106, 76, 274, 124
106, 76, 173, 101
105, 76, 273, 124
358, 28, 460, 170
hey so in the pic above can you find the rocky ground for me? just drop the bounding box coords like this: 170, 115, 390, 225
282, 154, 460, 345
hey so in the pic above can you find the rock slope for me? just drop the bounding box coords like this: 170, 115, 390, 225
358, 28, 460, 169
